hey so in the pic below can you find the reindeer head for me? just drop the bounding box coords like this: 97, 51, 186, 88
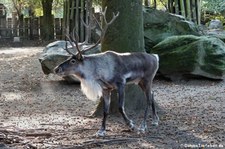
54, 56, 83, 78
54, 7, 119, 78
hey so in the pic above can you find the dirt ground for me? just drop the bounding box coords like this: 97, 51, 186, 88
0, 45, 225, 149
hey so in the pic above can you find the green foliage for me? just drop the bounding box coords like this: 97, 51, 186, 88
0, 0, 63, 17
93, 0, 101, 6
202, 0, 225, 14
201, 0, 225, 25
143, 0, 168, 10
0, 0, 12, 16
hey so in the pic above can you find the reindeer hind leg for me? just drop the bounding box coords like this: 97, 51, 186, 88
150, 92, 159, 126
138, 80, 149, 133
138, 80, 159, 133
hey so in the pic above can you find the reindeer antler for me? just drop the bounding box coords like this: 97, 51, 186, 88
71, 28, 83, 60
65, 28, 83, 60
101, 7, 120, 38
83, 7, 120, 52
65, 35, 75, 56
64, 6, 119, 58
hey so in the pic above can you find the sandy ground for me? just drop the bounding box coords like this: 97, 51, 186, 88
0, 46, 225, 149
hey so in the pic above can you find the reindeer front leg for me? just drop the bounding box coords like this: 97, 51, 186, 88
117, 84, 136, 130
96, 89, 111, 137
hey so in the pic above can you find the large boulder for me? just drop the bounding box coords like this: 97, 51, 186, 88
152, 35, 225, 80
206, 29, 225, 43
208, 19, 223, 30
39, 41, 70, 75
143, 7, 201, 51
39, 40, 101, 82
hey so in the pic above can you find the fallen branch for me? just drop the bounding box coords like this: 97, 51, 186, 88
60, 137, 139, 149
84, 137, 138, 145
25, 143, 38, 149
25, 132, 52, 137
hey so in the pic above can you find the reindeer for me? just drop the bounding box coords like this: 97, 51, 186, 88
54, 7, 159, 137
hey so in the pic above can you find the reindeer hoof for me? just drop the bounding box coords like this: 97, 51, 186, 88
96, 130, 106, 137
128, 120, 136, 131
152, 116, 159, 126
152, 121, 158, 126
138, 122, 147, 133
138, 128, 146, 134
128, 121, 140, 133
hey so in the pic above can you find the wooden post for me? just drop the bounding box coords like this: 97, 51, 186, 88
85, 0, 93, 43
75, 0, 79, 34
12, 11, 18, 36
168, 0, 172, 13
62, 0, 67, 38
186, 0, 191, 21
24, 18, 29, 38
32, 17, 39, 39
80, 0, 84, 41
55, 18, 61, 39
193, 0, 197, 23
174, 0, 179, 14
63, 0, 70, 37
180, 0, 186, 17
63, 0, 88, 42
197, 0, 201, 25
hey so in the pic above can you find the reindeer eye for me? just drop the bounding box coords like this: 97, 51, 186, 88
70, 59, 76, 64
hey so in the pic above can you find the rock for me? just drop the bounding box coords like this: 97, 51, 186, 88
208, 19, 223, 30
152, 35, 225, 80
39, 40, 101, 82
0, 144, 10, 149
206, 30, 225, 43
143, 7, 201, 51
39, 40, 72, 75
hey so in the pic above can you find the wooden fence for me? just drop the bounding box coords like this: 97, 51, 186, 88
0, 17, 63, 40
168, 0, 201, 25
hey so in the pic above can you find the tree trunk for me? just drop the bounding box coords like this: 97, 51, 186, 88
101, 0, 144, 53
92, 0, 146, 116
41, 0, 54, 40
144, 0, 150, 6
